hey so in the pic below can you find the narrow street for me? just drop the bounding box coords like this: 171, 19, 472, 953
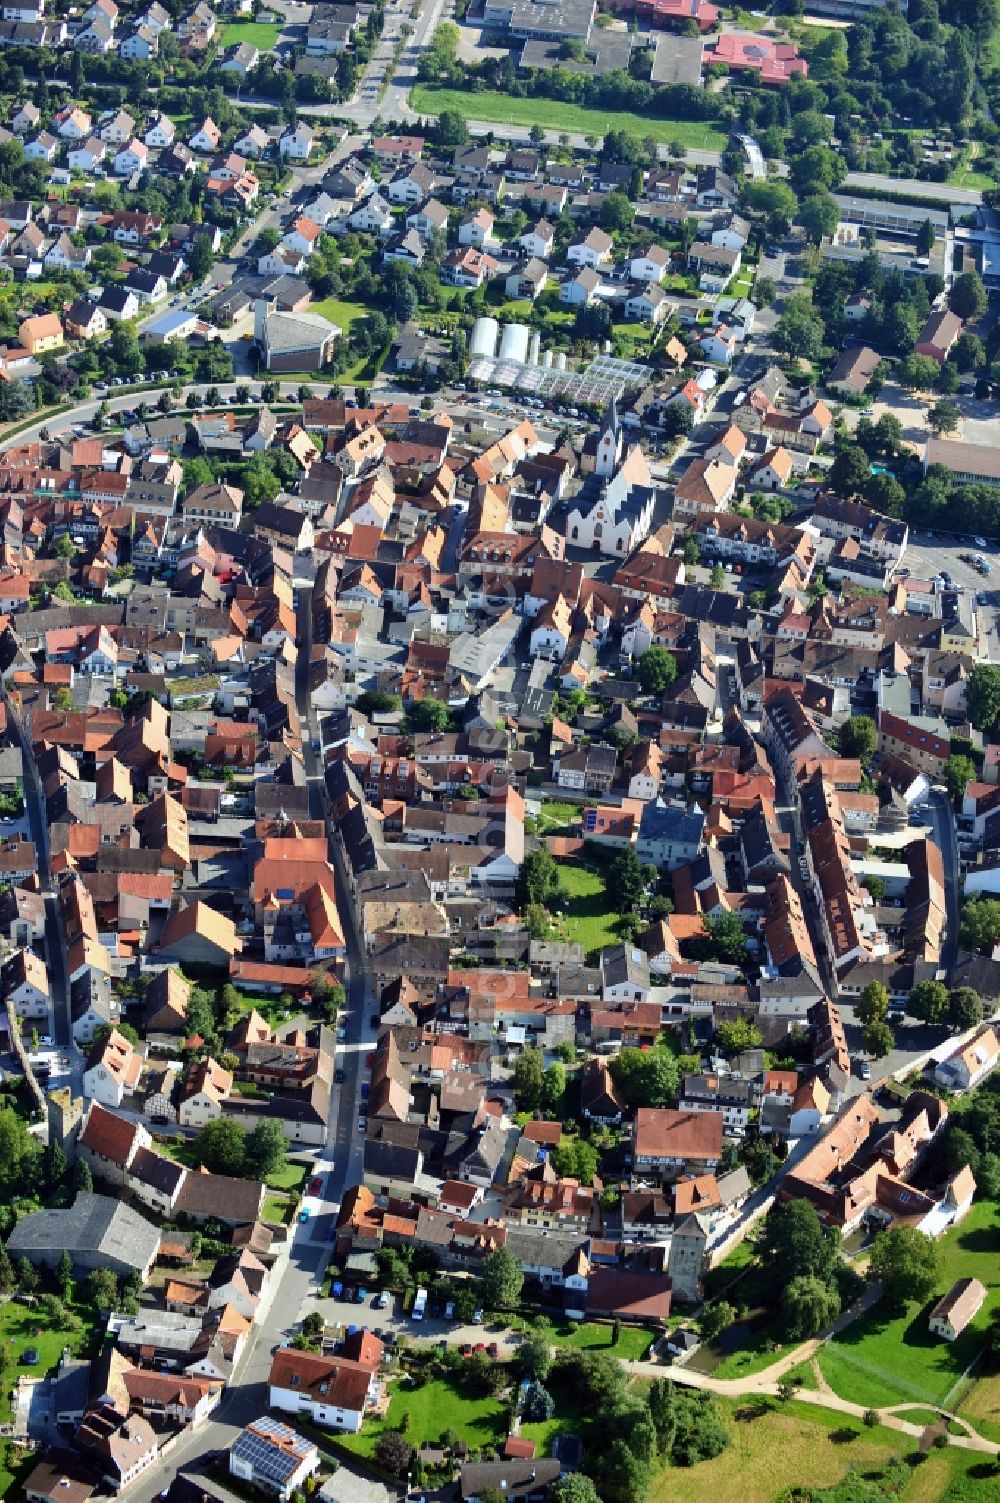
119, 597, 370, 1503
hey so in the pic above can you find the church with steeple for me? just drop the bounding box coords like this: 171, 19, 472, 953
594, 395, 623, 479
564, 397, 658, 557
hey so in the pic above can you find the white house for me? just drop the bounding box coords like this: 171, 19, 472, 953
114, 138, 148, 175
121, 24, 158, 59
348, 192, 393, 236
280, 123, 315, 160
567, 226, 613, 268
519, 219, 553, 259
629, 245, 670, 283
25, 134, 57, 162
459, 207, 497, 248
747, 446, 795, 492
99, 110, 134, 146
529, 594, 573, 662
235, 124, 269, 158
144, 113, 175, 148
928, 1278, 987, 1342
268, 1348, 380, 1435
560, 266, 600, 307
283, 215, 321, 258
57, 108, 92, 141
933, 1026, 1000, 1093
83, 1027, 142, 1108
1, 948, 49, 1021
68, 137, 106, 172
698, 326, 739, 366
625, 284, 670, 324
230, 1420, 319, 1502
189, 117, 222, 153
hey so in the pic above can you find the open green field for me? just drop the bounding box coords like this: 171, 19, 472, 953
650, 1396, 913, 1503
408, 86, 728, 151
310, 297, 373, 334
956, 1368, 1000, 1445
220, 21, 282, 48
901, 1449, 1000, 1503
818, 1200, 1000, 1411
339, 1374, 508, 1459
551, 860, 621, 956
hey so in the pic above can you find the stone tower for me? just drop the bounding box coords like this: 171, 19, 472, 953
668, 1211, 710, 1302
47, 1086, 84, 1161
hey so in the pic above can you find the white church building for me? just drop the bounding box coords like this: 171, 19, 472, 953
564, 399, 658, 558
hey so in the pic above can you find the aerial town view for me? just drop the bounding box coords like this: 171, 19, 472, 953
2, 2, 1000, 1503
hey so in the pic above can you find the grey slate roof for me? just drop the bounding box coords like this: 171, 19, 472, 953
7, 1192, 160, 1275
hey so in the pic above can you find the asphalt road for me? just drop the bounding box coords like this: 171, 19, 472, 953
842, 171, 983, 207
123, 595, 373, 1503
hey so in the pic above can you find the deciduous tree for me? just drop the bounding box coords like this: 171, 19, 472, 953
480, 1247, 524, 1309
781, 1275, 841, 1338
636, 646, 677, 694
192, 1117, 246, 1177
837, 715, 878, 760
867, 1225, 937, 1308
908, 980, 949, 1025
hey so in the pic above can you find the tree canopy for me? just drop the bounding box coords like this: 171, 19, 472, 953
480, 1247, 524, 1309
867, 1225, 938, 1308
636, 646, 678, 694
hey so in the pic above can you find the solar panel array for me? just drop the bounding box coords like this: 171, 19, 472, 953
231, 1417, 314, 1486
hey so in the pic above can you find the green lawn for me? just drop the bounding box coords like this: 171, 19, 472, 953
548, 1320, 653, 1360
219, 21, 282, 47
711, 1332, 799, 1381
0, 1299, 101, 1429
520, 1369, 588, 1455
408, 86, 728, 151
533, 798, 584, 833
818, 1199, 1000, 1411
310, 297, 373, 334
339, 1375, 508, 1459
262, 1193, 291, 1225
900, 1448, 1000, 1503
266, 1161, 308, 1192
551, 860, 621, 957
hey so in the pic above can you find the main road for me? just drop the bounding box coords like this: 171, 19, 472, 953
120, 596, 375, 1503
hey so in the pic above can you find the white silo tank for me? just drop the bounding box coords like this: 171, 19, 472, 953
542, 349, 553, 369
499, 323, 530, 364
470, 317, 499, 359
555, 351, 567, 371
528, 330, 541, 365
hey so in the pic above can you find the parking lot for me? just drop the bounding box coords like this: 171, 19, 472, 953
295, 1287, 521, 1357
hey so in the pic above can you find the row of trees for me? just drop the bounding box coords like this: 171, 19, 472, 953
191, 1116, 288, 1182
856, 980, 984, 1059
